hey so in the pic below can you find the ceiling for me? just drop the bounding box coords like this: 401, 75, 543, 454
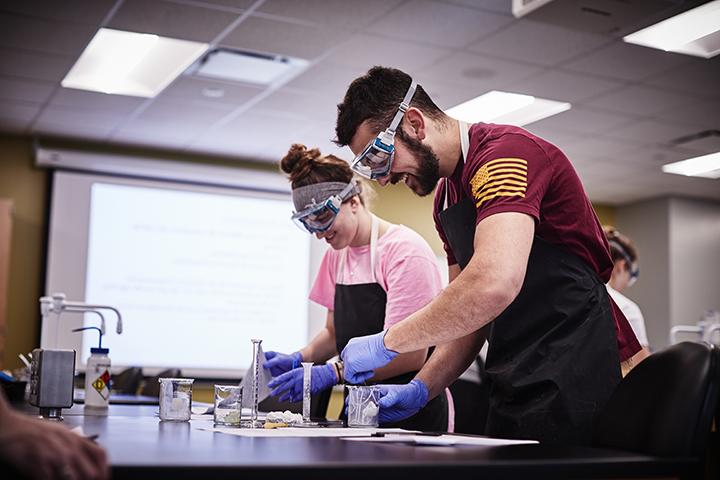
0, 0, 718, 205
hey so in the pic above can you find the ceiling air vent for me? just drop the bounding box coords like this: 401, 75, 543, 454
186, 48, 308, 87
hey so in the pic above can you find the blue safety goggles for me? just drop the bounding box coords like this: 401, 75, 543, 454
350, 80, 417, 180
291, 182, 357, 233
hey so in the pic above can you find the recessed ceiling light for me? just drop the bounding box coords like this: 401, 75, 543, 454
61, 28, 208, 97
188, 48, 309, 86
623, 0, 720, 58
662, 151, 720, 179
445, 91, 571, 126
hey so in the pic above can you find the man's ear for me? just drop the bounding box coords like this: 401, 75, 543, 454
404, 107, 426, 141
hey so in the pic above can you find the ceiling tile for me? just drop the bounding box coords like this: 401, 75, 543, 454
32, 118, 116, 140
506, 69, 622, 103
0, 12, 97, 56
416, 52, 542, 91
49, 88, 145, 115
423, 80, 488, 111
191, 110, 311, 161
113, 119, 203, 146
0, 76, 56, 104
34, 106, 126, 131
468, 19, 611, 66
220, 15, 344, 59
252, 89, 334, 123
291, 121, 354, 161
325, 34, 450, 75
0, 100, 42, 133
0, 0, 115, 25
0, 48, 75, 82
133, 97, 234, 127
561, 135, 643, 160
522, 125, 580, 152
159, 76, 263, 109
645, 56, 720, 100
530, 107, 636, 135
563, 42, 690, 81
366, 0, 513, 49
614, 145, 708, 168
108, 0, 238, 42
583, 85, 696, 118
257, 0, 403, 29
284, 62, 367, 104
653, 98, 720, 131
603, 119, 707, 147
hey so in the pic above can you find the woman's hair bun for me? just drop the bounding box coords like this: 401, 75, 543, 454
603, 225, 619, 239
280, 144, 321, 182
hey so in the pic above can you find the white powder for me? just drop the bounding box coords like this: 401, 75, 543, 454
266, 410, 303, 424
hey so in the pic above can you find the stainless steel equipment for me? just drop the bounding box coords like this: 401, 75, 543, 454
28, 348, 76, 420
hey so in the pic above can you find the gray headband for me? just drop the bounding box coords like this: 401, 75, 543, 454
292, 181, 360, 211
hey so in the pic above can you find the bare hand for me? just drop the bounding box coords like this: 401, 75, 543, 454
0, 409, 109, 480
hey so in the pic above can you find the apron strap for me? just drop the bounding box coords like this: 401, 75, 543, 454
443, 121, 470, 211
369, 214, 379, 284
337, 214, 380, 285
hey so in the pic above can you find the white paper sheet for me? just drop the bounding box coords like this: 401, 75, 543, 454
342, 434, 538, 446
197, 426, 414, 438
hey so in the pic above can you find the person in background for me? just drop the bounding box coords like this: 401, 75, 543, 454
334, 66, 644, 445
604, 226, 650, 350
0, 392, 108, 479
263, 144, 449, 431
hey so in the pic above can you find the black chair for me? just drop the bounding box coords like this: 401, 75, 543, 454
111, 367, 143, 395
140, 368, 182, 398
593, 342, 719, 462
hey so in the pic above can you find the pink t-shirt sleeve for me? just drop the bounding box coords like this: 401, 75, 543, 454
309, 249, 337, 311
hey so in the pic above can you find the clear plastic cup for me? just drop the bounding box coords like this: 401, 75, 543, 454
158, 378, 194, 421
347, 385, 380, 427
213, 385, 242, 426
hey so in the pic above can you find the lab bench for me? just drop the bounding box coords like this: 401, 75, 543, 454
15, 404, 703, 479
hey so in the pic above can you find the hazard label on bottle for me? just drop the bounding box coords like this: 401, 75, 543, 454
92, 370, 111, 400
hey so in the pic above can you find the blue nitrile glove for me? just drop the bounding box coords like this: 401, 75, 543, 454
268, 364, 338, 403
377, 380, 429, 424
263, 351, 302, 377
340, 330, 398, 384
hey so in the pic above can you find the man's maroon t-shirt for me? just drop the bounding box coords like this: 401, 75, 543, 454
432, 122, 641, 362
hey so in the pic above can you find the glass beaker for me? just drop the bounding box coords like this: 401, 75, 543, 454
213, 385, 242, 426
158, 378, 194, 421
347, 385, 380, 428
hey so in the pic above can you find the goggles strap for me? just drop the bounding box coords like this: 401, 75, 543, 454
386, 80, 418, 138
336, 181, 359, 202
609, 239, 638, 276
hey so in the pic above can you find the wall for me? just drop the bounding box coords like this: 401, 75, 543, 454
669, 198, 720, 329
615, 197, 720, 350
369, 182, 443, 254
615, 198, 672, 350
0, 136, 48, 370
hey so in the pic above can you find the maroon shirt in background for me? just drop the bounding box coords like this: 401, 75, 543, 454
432, 122, 641, 362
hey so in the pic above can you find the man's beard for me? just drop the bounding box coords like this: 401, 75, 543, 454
392, 130, 441, 197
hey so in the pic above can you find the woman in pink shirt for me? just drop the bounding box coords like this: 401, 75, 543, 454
265, 143, 449, 431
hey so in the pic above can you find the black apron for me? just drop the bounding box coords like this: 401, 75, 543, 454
436, 123, 621, 445
334, 215, 448, 432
